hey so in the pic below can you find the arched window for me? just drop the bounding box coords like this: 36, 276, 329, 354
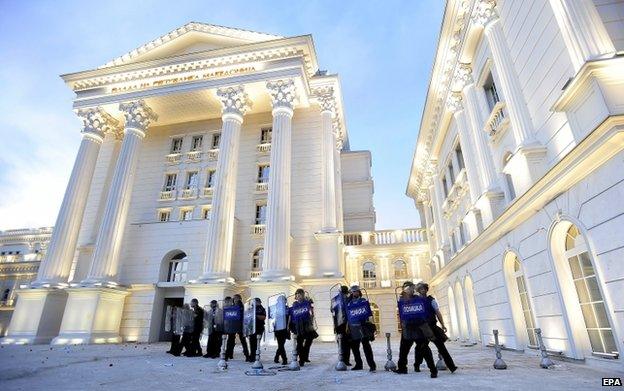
447, 286, 460, 340
362, 262, 377, 288
251, 248, 263, 279
503, 252, 537, 348
370, 302, 381, 333
1, 288, 9, 304
513, 258, 537, 347
454, 281, 469, 341
394, 260, 407, 279
166, 251, 188, 283
464, 276, 481, 342
564, 225, 617, 355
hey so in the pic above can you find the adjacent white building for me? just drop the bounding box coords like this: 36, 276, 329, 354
2, 22, 429, 345
407, 0, 624, 369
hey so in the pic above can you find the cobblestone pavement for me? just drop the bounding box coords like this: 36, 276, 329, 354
0, 340, 621, 390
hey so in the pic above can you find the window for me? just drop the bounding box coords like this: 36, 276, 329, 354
455, 145, 465, 170
171, 137, 183, 154
180, 208, 193, 221
459, 222, 468, 246
483, 72, 501, 112
447, 163, 455, 185
167, 252, 188, 283
257, 165, 270, 183
394, 260, 408, 279
158, 210, 171, 222
505, 174, 516, 200
260, 127, 272, 144
185, 171, 198, 189
362, 261, 377, 287
442, 177, 449, 198
513, 258, 538, 347
163, 174, 177, 191
565, 225, 617, 356
211, 133, 221, 149
201, 206, 211, 220
252, 248, 264, 270
190, 135, 203, 151
255, 204, 267, 225
206, 170, 215, 188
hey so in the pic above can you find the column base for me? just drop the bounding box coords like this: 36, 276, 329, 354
51, 287, 129, 345
249, 280, 301, 344
301, 278, 346, 342
509, 143, 548, 195
2, 288, 67, 345
184, 282, 238, 305
314, 231, 344, 278
258, 270, 295, 282
476, 189, 506, 227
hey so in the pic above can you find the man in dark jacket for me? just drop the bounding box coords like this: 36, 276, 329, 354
187, 298, 204, 357
230, 294, 250, 361
203, 300, 223, 358
332, 285, 354, 366
247, 298, 267, 363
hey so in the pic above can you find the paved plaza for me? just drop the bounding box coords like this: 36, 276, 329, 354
0, 341, 621, 390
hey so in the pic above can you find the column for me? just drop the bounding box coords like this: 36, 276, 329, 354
333, 134, 345, 231
199, 86, 251, 282
316, 87, 338, 232
446, 92, 481, 204
34, 108, 119, 286
548, 0, 615, 72
472, 1, 536, 148
261, 79, 297, 280
82, 100, 157, 285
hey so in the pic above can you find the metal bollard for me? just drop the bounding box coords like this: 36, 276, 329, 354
436, 352, 447, 370
492, 329, 507, 370
384, 333, 397, 371
335, 334, 347, 371
217, 334, 228, 371
288, 332, 300, 371
251, 334, 264, 370
535, 328, 554, 369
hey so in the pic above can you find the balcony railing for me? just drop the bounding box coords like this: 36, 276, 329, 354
186, 150, 202, 162
0, 299, 15, 307
250, 270, 262, 280
361, 279, 377, 289
202, 187, 213, 197
166, 153, 181, 164
180, 187, 198, 200
257, 143, 271, 154
255, 182, 269, 192
343, 228, 427, 247
485, 101, 510, 140
207, 149, 219, 161
159, 190, 176, 201
251, 224, 266, 235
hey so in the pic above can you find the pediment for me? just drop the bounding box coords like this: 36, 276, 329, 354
100, 22, 282, 68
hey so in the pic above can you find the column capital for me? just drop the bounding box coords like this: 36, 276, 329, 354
216, 85, 252, 120
471, 0, 498, 28
76, 107, 121, 142
312, 86, 337, 115
119, 100, 158, 134
446, 92, 464, 113
453, 63, 474, 91
266, 79, 298, 114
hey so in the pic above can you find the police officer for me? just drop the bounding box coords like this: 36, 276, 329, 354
247, 298, 266, 363
273, 295, 290, 365
332, 285, 353, 366
289, 288, 318, 366
347, 285, 377, 371
203, 300, 223, 359
414, 282, 457, 372
187, 298, 204, 357
179, 303, 194, 356
233, 294, 251, 361
394, 281, 437, 378
166, 305, 181, 355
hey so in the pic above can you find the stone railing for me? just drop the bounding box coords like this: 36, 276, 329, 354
344, 228, 427, 247
251, 224, 266, 235
186, 150, 202, 162
255, 182, 269, 192
202, 187, 213, 197
165, 153, 181, 164
207, 149, 219, 161
159, 190, 176, 201
361, 279, 377, 289
485, 101, 510, 140
257, 143, 271, 154
0, 299, 15, 307
0, 255, 22, 263
250, 270, 262, 280
180, 187, 198, 200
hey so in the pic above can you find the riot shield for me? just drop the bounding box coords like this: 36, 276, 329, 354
243, 299, 256, 337
182, 307, 195, 334
290, 299, 314, 335
346, 298, 372, 340
214, 306, 224, 333
268, 293, 288, 332
223, 305, 243, 334
164, 305, 173, 333
330, 293, 347, 329
204, 305, 214, 336
397, 296, 426, 340
174, 306, 184, 335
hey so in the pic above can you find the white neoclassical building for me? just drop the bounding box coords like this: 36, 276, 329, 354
407, 0, 624, 369
3, 23, 429, 345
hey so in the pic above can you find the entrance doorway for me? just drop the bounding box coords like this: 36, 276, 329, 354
159, 297, 184, 342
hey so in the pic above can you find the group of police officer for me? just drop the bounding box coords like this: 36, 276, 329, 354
164, 281, 457, 377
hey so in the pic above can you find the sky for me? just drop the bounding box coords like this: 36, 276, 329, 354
0, 0, 445, 231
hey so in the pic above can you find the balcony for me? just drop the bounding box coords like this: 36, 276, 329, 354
159, 190, 176, 201
202, 187, 214, 197
0, 299, 15, 307
484, 101, 510, 142
165, 153, 181, 164
186, 150, 202, 162
251, 224, 266, 235
250, 270, 262, 280
343, 228, 427, 247
361, 279, 377, 289
207, 149, 219, 161
179, 187, 198, 200
255, 182, 268, 193
257, 143, 271, 154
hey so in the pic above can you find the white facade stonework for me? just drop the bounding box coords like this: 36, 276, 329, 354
407, 0, 624, 370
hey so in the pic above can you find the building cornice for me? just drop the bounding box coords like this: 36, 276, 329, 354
0, 227, 53, 245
